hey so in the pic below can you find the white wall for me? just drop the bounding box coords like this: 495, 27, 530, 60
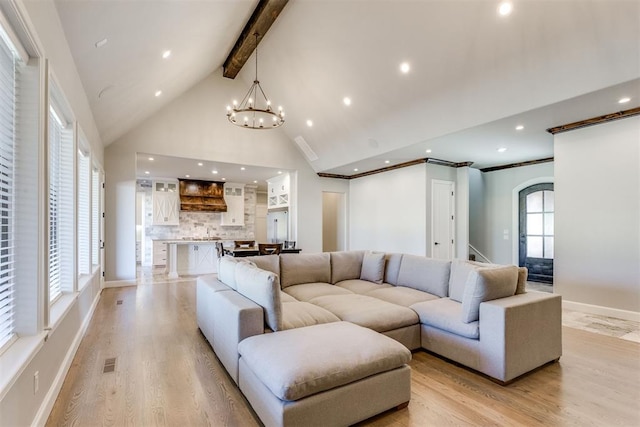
471, 162, 554, 264
104, 69, 349, 280
555, 116, 639, 314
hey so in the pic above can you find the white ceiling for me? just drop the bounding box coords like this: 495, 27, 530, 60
54, 0, 640, 179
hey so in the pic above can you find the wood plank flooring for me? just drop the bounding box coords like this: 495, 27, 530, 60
47, 279, 640, 427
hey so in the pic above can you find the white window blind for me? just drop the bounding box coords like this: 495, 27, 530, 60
48, 104, 74, 303
0, 28, 16, 352
77, 148, 90, 276
91, 167, 99, 266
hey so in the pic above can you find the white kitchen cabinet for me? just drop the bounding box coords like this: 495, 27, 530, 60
220, 183, 245, 226
267, 173, 290, 210
152, 241, 167, 266
176, 243, 217, 275
152, 180, 180, 225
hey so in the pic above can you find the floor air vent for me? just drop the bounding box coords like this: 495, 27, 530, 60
116, 300, 123, 305
103, 357, 116, 373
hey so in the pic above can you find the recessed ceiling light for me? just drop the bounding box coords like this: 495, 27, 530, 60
278, 171, 282, 174
353, 168, 358, 172
306, 119, 313, 127
498, 1, 513, 16
400, 62, 410, 73
144, 171, 150, 174
185, 174, 190, 178
425, 149, 432, 153
253, 180, 258, 184
148, 157, 154, 161
197, 162, 203, 166
212, 170, 218, 174
241, 167, 246, 171
155, 90, 162, 97
515, 125, 524, 131
618, 97, 631, 104
343, 97, 352, 106
222, 177, 226, 181
497, 147, 507, 153
95, 38, 108, 48
385, 160, 390, 164
162, 50, 171, 59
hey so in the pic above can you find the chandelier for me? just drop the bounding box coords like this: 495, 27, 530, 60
226, 33, 284, 129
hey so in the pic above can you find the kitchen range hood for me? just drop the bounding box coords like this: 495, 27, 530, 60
178, 179, 227, 212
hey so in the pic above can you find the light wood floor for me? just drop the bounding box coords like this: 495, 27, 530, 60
47, 279, 640, 427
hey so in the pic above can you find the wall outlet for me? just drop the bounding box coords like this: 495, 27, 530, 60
34, 371, 39, 394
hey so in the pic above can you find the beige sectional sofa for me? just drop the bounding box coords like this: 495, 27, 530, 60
196, 250, 562, 425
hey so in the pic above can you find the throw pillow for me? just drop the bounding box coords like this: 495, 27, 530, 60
360, 252, 386, 284
448, 259, 475, 303
461, 265, 518, 323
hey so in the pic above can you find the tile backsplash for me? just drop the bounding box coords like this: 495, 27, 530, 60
138, 180, 257, 265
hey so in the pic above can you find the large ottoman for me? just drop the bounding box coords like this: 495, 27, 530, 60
237, 321, 412, 427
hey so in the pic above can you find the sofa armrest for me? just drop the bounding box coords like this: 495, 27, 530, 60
211, 290, 264, 384
479, 292, 562, 382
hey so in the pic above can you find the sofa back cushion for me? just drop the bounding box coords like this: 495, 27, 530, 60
449, 259, 476, 302
218, 256, 242, 290
330, 251, 365, 284
461, 265, 518, 323
235, 262, 283, 331
396, 255, 451, 297
468, 260, 527, 294
280, 253, 331, 289
360, 252, 386, 284
383, 253, 404, 285
245, 254, 280, 277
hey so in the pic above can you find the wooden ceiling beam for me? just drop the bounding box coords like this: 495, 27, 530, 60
223, 0, 289, 79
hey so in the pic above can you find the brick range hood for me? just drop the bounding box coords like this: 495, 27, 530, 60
178, 179, 227, 212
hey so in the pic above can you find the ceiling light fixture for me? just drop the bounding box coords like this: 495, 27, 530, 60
343, 97, 352, 106
425, 149, 432, 153
226, 33, 284, 129
185, 175, 190, 178
515, 125, 524, 130
498, 1, 513, 16
212, 170, 218, 174
197, 162, 203, 166
155, 90, 162, 97
148, 157, 154, 161
497, 147, 508, 153
144, 171, 150, 174
95, 38, 108, 48
306, 119, 313, 127
241, 167, 246, 171
618, 97, 631, 104
400, 62, 410, 73
385, 160, 390, 164
162, 50, 171, 59
353, 168, 358, 172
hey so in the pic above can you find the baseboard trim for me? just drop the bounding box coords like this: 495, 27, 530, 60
103, 279, 138, 288
563, 300, 640, 322
32, 290, 101, 427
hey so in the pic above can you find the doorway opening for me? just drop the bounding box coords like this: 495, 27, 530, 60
519, 183, 554, 284
322, 192, 346, 252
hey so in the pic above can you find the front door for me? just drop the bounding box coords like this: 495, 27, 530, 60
519, 183, 554, 284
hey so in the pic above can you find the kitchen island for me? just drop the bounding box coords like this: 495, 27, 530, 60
154, 238, 226, 279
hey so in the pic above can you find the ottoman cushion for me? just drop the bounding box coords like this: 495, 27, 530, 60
238, 321, 411, 401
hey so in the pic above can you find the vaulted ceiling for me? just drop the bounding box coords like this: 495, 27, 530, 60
54, 0, 639, 175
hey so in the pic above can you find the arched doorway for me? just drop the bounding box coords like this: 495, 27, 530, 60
519, 183, 554, 284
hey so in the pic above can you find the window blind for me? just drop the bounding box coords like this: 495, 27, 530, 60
91, 167, 99, 266
77, 148, 90, 276
0, 30, 16, 352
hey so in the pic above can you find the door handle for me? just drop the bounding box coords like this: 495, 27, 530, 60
434, 242, 440, 245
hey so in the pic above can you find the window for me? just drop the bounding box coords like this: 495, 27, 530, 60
77, 146, 90, 277
0, 25, 17, 352
92, 167, 100, 267
48, 100, 74, 303
526, 190, 554, 259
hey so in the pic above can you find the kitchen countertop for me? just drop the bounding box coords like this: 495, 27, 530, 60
152, 238, 251, 244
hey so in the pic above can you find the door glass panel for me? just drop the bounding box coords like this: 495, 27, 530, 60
527, 236, 543, 258
544, 190, 554, 212
544, 213, 554, 235
527, 192, 543, 213
544, 237, 554, 259
527, 213, 543, 235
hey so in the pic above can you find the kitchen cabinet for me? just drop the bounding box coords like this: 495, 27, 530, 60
152, 241, 167, 266
175, 243, 217, 276
220, 183, 245, 226
152, 180, 179, 225
267, 173, 290, 210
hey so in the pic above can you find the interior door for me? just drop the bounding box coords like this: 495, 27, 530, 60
432, 180, 455, 260
519, 183, 554, 284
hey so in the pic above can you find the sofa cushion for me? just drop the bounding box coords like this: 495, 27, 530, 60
396, 254, 451, 297
461, 266, 519, 323
330, 251, 365, 284
218, 256, 243, 290
280, 253, 331, 288
280, 291, 297, 303
383, 253, 404, 285
411, 298, 479, 339
281, 302, 341, 330
360, 252, 386, 284
309, 294, 419, 332
238, 322, 411, 401
448, 259, 476, 303
335, 279, 392, 294
284, 283, 353, 302
469, 260, 528, 295
365, 286, 439, 307
245, 254, 280, 277
235, 262, 283, 331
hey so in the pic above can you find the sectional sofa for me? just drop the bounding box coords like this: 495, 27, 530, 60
196, 251, 562, 425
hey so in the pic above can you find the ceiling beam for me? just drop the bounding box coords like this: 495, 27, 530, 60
223, 0, 289, 79
546, 107, 640, 135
